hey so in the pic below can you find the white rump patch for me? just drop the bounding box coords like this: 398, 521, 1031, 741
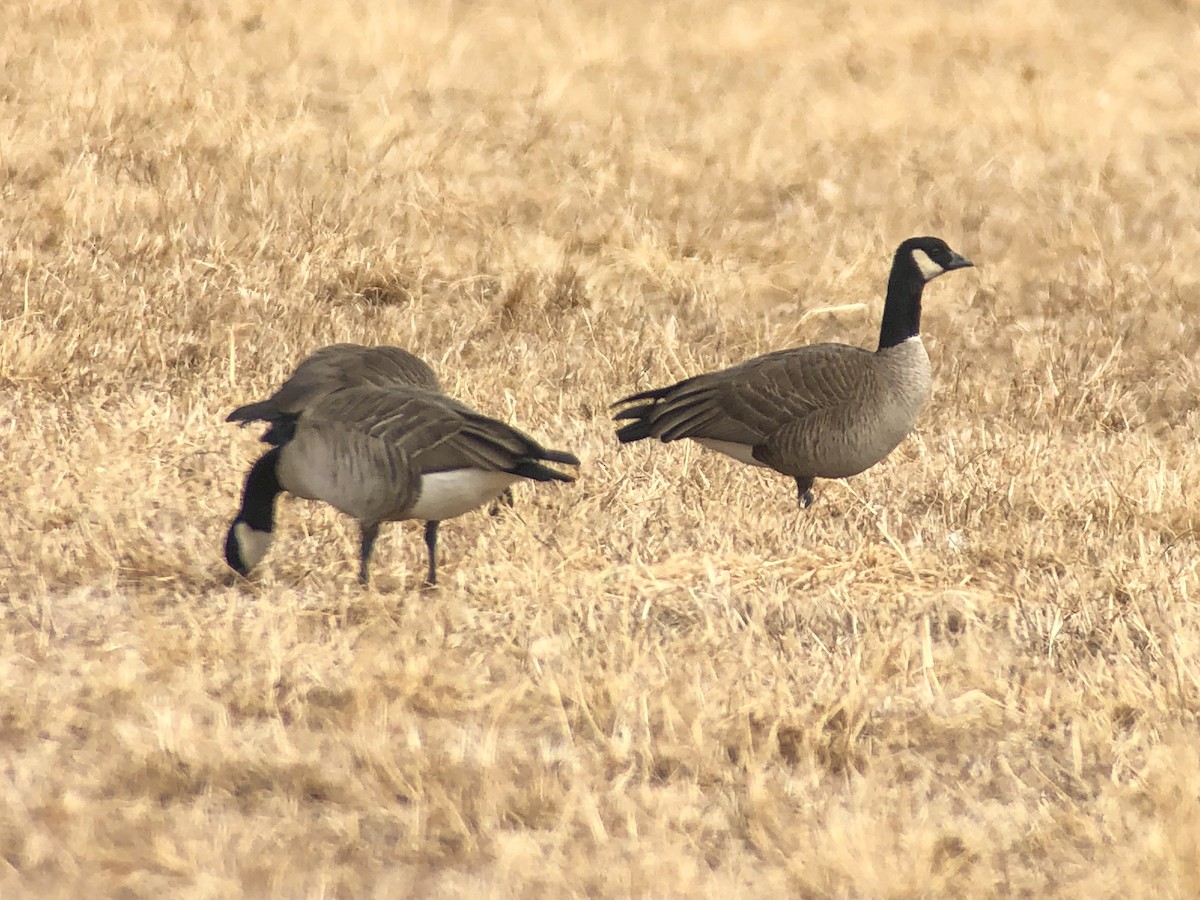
234, 523, 273, 571
695, 439, 769, 467
911, 248, 946, 281
410, 470, 519, 521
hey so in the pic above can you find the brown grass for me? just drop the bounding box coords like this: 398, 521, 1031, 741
3, 0, 1200, 895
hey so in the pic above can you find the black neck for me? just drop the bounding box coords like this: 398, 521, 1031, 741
877, 256, 926, 350
236, 448, 283, 531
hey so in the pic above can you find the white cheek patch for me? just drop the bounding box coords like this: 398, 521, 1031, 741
234, 522, 273, 571
410, 470, 520, 521
911, 248, 946, 281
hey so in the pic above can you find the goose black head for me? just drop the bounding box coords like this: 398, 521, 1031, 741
899, 236, 974, 283
224, 520, 273, 576
878, 236, 975, 349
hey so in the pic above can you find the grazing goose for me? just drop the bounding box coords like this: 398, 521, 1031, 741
226, 343, 517, 513
224, 383, 579, 585
612, 236, 974, 508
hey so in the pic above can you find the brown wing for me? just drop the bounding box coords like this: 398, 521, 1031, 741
302, 385, 578, 477
614, 343, 875, 446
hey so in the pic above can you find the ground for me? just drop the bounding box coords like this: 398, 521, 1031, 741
3, 0, 1200, 896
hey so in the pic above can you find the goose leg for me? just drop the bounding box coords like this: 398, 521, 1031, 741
423, 521, 440, 585
359, 523, 380, 586
795, 476, 815, 510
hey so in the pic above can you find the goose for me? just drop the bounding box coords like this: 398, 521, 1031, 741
226, 343, 516, 512
224, 383, 579, 585
611, 236, 974, 508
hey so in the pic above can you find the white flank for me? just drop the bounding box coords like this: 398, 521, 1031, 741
911, 248, 946, 281
410, 469, 520, 520
694, 439, 768, 467
234, 523, 273, 571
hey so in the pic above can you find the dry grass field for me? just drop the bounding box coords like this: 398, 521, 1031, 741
3, 0, 1200, 895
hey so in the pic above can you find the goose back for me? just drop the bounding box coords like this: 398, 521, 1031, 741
280, 344, 441, 399
227, 344, 440, 428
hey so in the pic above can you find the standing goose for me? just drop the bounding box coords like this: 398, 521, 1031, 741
224, 383, 579, 585
611, 236, 974, 508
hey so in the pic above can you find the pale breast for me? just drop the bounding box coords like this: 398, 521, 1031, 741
844, 337, 932, 471
869, 337, 932, 427
277, 427, 415, 524
780, 337, 932, 479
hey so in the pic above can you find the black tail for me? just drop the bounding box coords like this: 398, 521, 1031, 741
611, 385, 673, 411
226, 401, 297, 446
611, 385, 674, 444
614, 416, 655, 444
536, 447, 581, 467
511, 455, 578, 483
226, 400, 280, 424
